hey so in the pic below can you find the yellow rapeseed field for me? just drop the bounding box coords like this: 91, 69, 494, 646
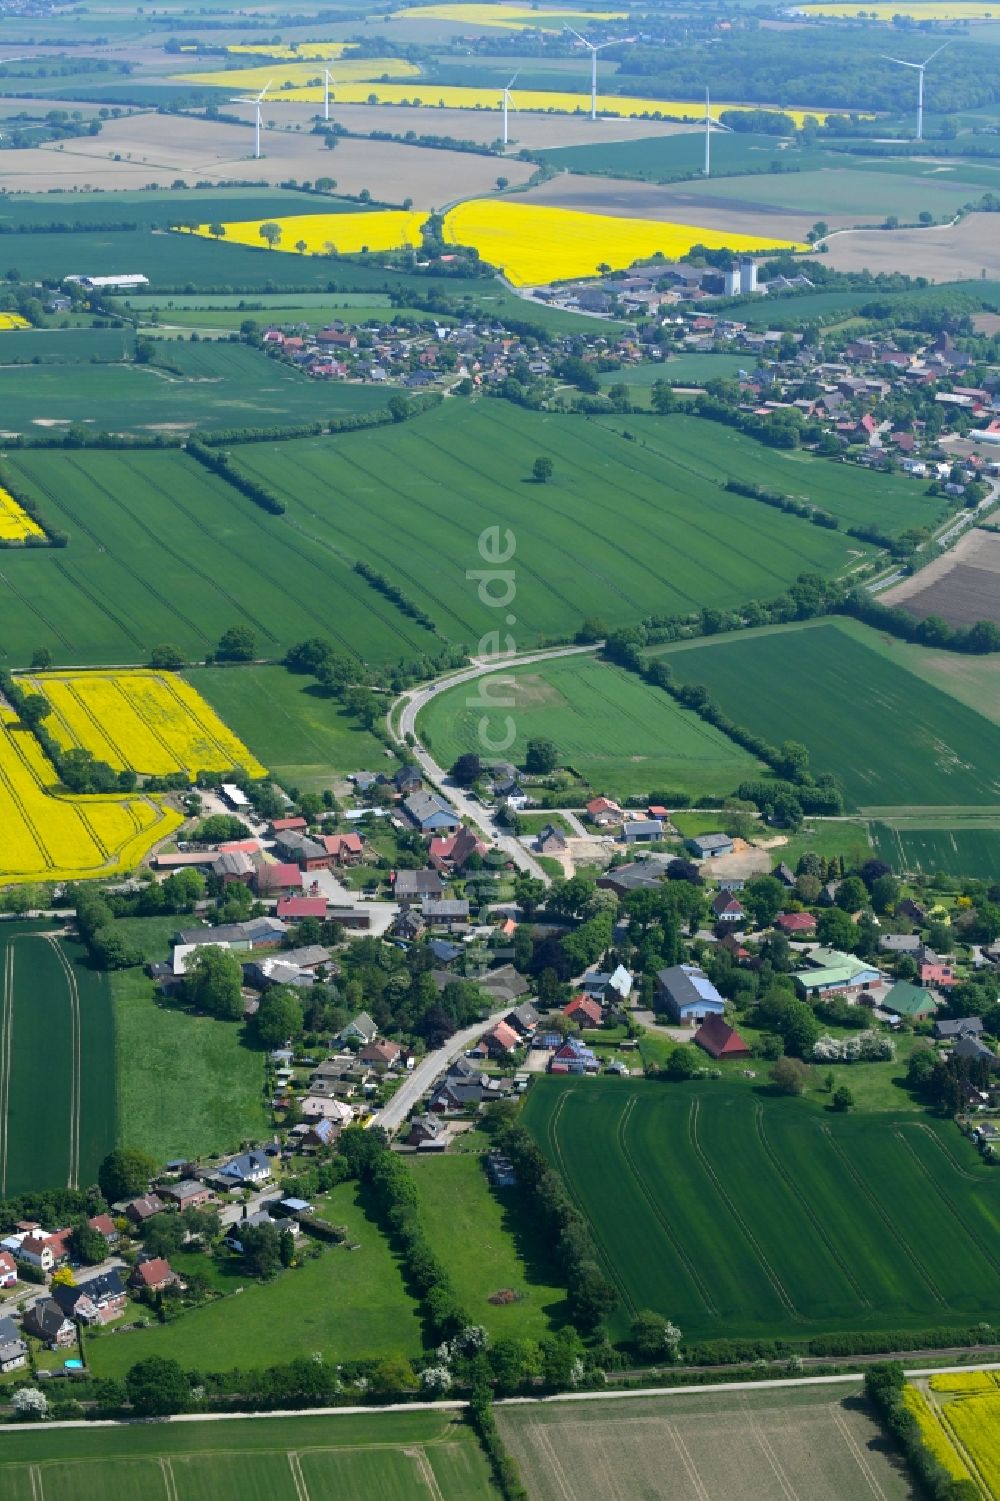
901, 1387, 970, 1482
930, 1371, 1000, 1394
176, 57, 420, 89
226, 42, 348, 58
0, 709, 182, 886
942, 1389, 1000, 1495
258, 78, 844, 127
442, 199, 809, 285
391, 3, 627, 28
189, 210, 428, 255
24, 670, 267, 779
0, 313, 30, 331
0, 485, 43, 542
795, 2, 996, 17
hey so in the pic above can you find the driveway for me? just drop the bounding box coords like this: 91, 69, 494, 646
372, 1006, 512, 1133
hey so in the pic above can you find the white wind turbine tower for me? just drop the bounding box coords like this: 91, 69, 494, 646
231, 78, 271, 159
323, 66, 333, 122
882, 41, 948, 142
703, 88, 733, 178
501, 69, 519, 146
565, 25, 634, 122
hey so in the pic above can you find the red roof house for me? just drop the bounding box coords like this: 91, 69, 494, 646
776, 911, 816, 935
483, 1021, 520, 1056
586, 796, 623, 825
921, 962, 956, 988
0, 1250, 17, 1288
693, 1015, 751, 1059
130, 1257, 180, 1293
320, 832, 364, 865
255, 862, 303, 896
564, 994, 603, 1028
271, 817, 308, 834
277, 895, 328, 920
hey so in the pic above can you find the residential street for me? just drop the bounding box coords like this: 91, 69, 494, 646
372, 1006, 512, 1133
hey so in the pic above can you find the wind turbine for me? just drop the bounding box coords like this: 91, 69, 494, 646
703, 88, 732, 178
501, 69, 519, 147
231, 78, 271, 159
565, 25, 634, 122
882, 41, 948, 142
323, 66, 333, 122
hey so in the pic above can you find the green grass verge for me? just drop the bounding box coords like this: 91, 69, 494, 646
86, 1180, 424, 1376
184, 664, 394, 790
409, 1149, 566, 1340
522, 1076, 1000, 1345
111, 966, 267, 1162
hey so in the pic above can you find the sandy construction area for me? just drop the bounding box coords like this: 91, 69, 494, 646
19, 113, 534, 204
518, 171, 818, 243
883, 527, 1000, 626
822, 212, 1000, 279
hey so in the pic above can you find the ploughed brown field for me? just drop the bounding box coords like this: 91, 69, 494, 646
823, 212, 1000, 280
884, 528, 1000, 627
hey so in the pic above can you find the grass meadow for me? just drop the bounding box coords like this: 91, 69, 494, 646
418, 653, 764, 799
0, 1408, 493, 1501
652, 620, 1000, 811
0, 925, 115, 1196
1, 446, 440, 665
111, 966, 267, 1162
499, 1385, 915, 1501
185, 664, 394, 789
87, 1179, 424, 1376
523, 1077, 1000, 1345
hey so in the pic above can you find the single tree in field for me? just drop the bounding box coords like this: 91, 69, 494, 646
524, 736, 558, 774
532, 456, 553, 484
769, 1055, 810, 1096
295, 239, 307, 254
208, 223, 226, 240
148, 643, 185, 670
217, 625, 256, 661
258, 220, 282, 249
29, 646, 52, 670
832, 1085, 854, 1113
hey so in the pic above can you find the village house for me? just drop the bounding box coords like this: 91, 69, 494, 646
656, 965, 727, 1025
341, 1010, 379, 1045
693, 1015, 751, 1059
23, 1300, 76, 1349
421, 899, 470, 931
535, 824, 568, 855
320, 832, 364, 866
214, 1149, 271, 1190
52, 1270, 127, 1326
565, 994, 604, 1028
0, 1336, 27, 1374
407, 1114, 448, 1148
776, 911, 816, 936
549, 1037, 599, 1074
159, 1179, 213, 1212
429, 827, 487, 870
403, 791, 461, 833
13, 1229, 54, 1273
124, 1194, 165, 1226
0, 1251, 17, 1288
255, 862, 304, 897
131, 1257, 182, 1294
273, 832, 332, 872
360, 1039, 403, 1072
586, 796, 624, 827
712, 892, 745, 924
393, 869, 444, 905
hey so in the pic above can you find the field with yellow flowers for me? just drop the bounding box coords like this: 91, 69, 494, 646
178, 57, 419, 90
902, 1387, 970, 1481
226, 41, 347, 58
442, 199, 809, 284
0, 313, 30, 332
0, 710, 182, 886
798, 1, 996, 17
247, 77, 842, 127
390, 3, 627, 27
0, 485, 43, 542
190, 209, 427, 255
23, 670, 266, 779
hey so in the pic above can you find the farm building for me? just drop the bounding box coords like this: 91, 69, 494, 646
688, 833, 734, 859
655, 965, 726, 1025
693, 1015, 751, 1060
621, 819, 663, 844
882, 980, 940, 1022
794, 950, 881, 996
403, 791, 461, 832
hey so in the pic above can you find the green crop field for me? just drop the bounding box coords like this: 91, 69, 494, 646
653, 620, 1000, 811
523, 1076, 1000, 1344
111, 967, 267, 1162
185, 664, 394, 789
535, 130, 810, 181
872, 821, 1000, 879
410, 1150, 566, 1340
499, 1385, 914, 1501
144, 303, 444, 331
678, 165, 981, 222
229, 402, 864, 648
418, 653, 764, 799
87, 1179, 424, 1377
0, 327, 137, 364
0, 186, 339, 231
0, 340, 388, 436
599, 412, 944, 536
0, 446, 439, 666
0, 1408, 493, 1501
0, 924, 115, 1196
719, 277, 1000, 329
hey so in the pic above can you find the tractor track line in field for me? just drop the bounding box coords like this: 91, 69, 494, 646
739, 1393, 800, 1501
893, 1128, 1000, 1279
616, 1094, 719, 1320
39, 934, 81, 1190
0, 942, 13, 1200
911, 1122, 981, 1183
663, 1420, 711, 1501
29, 1465, 44, 1501
158, 1456, 179, 1501
830, 1405, 889, 1501
410, 1447, 445, 1501
753, 1104, 870, 1310
688, 1098, 799, 1319
287, 1451, 311, 1501
819, 1126, 947, 1307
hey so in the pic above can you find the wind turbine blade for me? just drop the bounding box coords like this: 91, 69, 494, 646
564, 24, 590, 45
507, 69, 520, 87
923, 40, 949, 63
883, 54, 919, 67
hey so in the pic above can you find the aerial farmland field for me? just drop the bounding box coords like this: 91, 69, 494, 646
652, 620, 1000, 811
417, 653, 765, 799
0, 446, 441, 665
871, 821, 1000, 879
0, 924, 115, 1195
523, 1077, 1000, 1344
0, 1408, 494, 1501
499, 1386, 915, 1501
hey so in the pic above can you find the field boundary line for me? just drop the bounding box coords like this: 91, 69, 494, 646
529, 1421, 576, 1501
910, 1122, 980, 1183
739, 1393, 800, 1501
663, 1420, 711, 1501
688, 1098, 799, 1318
409, 1446, 445, 1501
893, 1128, 1000, 1278
616, 1093, 719, 1321
819, 1125, 947, 1307
929, 1385, 989, 1498
287, 1451, 311, 1501
544, 1089, 634, 1316
830, 1405, 888, 1501
37, 934, 81, 1190
753, 1104, 870, 1310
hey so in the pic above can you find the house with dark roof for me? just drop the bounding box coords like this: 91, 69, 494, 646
535, 823, 568, 855
655, 965, 726, 1025
597, 861, 666, 896
934, 1016, 983, 1041
394, 869, 444, 904
688, 833, 734, 859
621, 819, 663, 844
954, 1035, 997, 1064
273, 832, 331, 872
0, 1337, 26, 1373
712, 892, 745, 924
421, 899, 470, 931
215, 1149, 271, 1189
124, 1193, 164, 1225
341, 1011, 378, 1045
394, 766, 422, 795
52, 1270, 126, 1326
407, 1115, 447, 1148
479, 963, 530, 1005
504, 1001, 540, 1037
403, 791, 461, 833
693, 1015, 751, 1059
23, 1300, 76, 1348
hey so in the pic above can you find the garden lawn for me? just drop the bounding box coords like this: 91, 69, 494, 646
409, 1150, 565, 1340
184, 664, 393, 789
418, 654, 763, 800
653, 619, 1000, 811
86, 1180, 424, 1376
768, 819, 872, 869
523, 1076, 1000, 1345
111, 968, 267, 1161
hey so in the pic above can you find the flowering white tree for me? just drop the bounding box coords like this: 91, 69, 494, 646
421, 1365, 453, 1393
11, 1387, 48, 1419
